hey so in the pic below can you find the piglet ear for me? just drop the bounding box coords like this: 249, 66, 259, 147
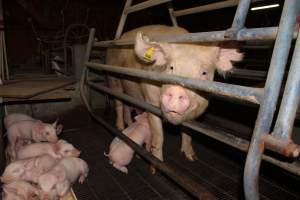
24, 160, 35, 170
134, 32, 170, 67
56, 124, 63, 135
52, 119, 58, 128
54, 169, 66, 182
215, 48, 243, 74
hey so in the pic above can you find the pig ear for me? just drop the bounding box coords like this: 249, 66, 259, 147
24, 160, 35, 170
215, 48, 243, 74
56, 124, 63, 135
134, 32, 171, 67
52, 119, 58, 128
54, 169, 66, 182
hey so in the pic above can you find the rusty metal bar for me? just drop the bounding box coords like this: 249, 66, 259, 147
94, 27, 298, 47
272, 27, 300, 140
87, 81, 300, 176
115, 0, 133, 39
263, 135, 300, 158
80, 71, 217, 200
244, 0, 300, 199
125, 0, 172, 14
173, 0, 263, 17
86, 62, 263, 104
225, 0, 251, 39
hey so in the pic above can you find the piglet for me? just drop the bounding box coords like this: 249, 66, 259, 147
5, 139, 32, 164
38, 157, 89, 197
2, 181, 59, 200
4, 113, 64, 134
104, 113, 152, 174
6, 120, 59, 160
0, 155, 57, 184
16, 139, 81, 160
2, 181, 40, 200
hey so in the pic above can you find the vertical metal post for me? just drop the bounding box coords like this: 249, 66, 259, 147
84, 28, 95, 106
225, 0, 251, 38
244, 1, 300, 200
167, 3, 178, 26
273, 32, 300, 140
115, 0, 133, 39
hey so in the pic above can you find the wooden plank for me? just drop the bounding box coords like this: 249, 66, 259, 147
0, 78, 75, 98
3, 87, 72, 103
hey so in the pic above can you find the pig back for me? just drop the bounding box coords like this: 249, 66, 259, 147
4, 113, 34, 129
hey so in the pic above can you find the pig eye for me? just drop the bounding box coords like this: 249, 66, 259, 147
201, 71, 207, 75
45, 132, 50, 135
170, 66, 174, 70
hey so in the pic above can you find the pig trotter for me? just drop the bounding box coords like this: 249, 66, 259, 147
150, 165, 157, 174
181, 133, 198, 161
78, 175, 85, 184
113, 163, 128, 174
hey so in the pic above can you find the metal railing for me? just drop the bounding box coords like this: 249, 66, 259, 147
80, 1, 300, 200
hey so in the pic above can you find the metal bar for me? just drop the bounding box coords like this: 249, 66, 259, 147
115, 0, 133, 39
125, 0, 172, 14
244, 0, 300, 200
263, 135, 300, 158
86, 62, 263, 104
80, 72, 217, 200
173, 0, 262, 17
273, 28, 300, 140
225, 0, 252, 38
167, 3, 178, 27
94, 27, 298, 47
84, 28, 95, 63
87, 81, 300, 176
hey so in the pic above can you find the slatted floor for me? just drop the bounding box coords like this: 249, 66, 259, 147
59, 107, 300, 200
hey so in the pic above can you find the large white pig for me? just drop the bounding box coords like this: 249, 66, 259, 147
106, 25, 243, 163
104, 113, 151, 174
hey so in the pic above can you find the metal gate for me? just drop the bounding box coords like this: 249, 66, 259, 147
79, 0, 300, 199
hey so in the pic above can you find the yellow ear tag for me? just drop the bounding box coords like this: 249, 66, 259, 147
144, 47, 155, 61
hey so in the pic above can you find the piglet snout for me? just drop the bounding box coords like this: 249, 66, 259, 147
72, 149, 81, 157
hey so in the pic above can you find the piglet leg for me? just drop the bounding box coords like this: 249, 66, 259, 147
113, 163, 128, 174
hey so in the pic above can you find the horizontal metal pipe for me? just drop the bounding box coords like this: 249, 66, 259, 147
81, 74, 217, 200
173, 0, 263, 17
93, 27, 298, 47
86, 62, 263, 104
87, 81, 300, 176
125, 0, 172, 14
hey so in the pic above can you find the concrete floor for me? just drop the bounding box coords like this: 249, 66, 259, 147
58, 106, 300, 200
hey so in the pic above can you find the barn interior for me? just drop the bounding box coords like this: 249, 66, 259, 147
0, 0, 300, 200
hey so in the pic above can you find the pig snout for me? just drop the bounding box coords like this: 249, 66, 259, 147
72, 149, 81, 157
161, 85, 190, 119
